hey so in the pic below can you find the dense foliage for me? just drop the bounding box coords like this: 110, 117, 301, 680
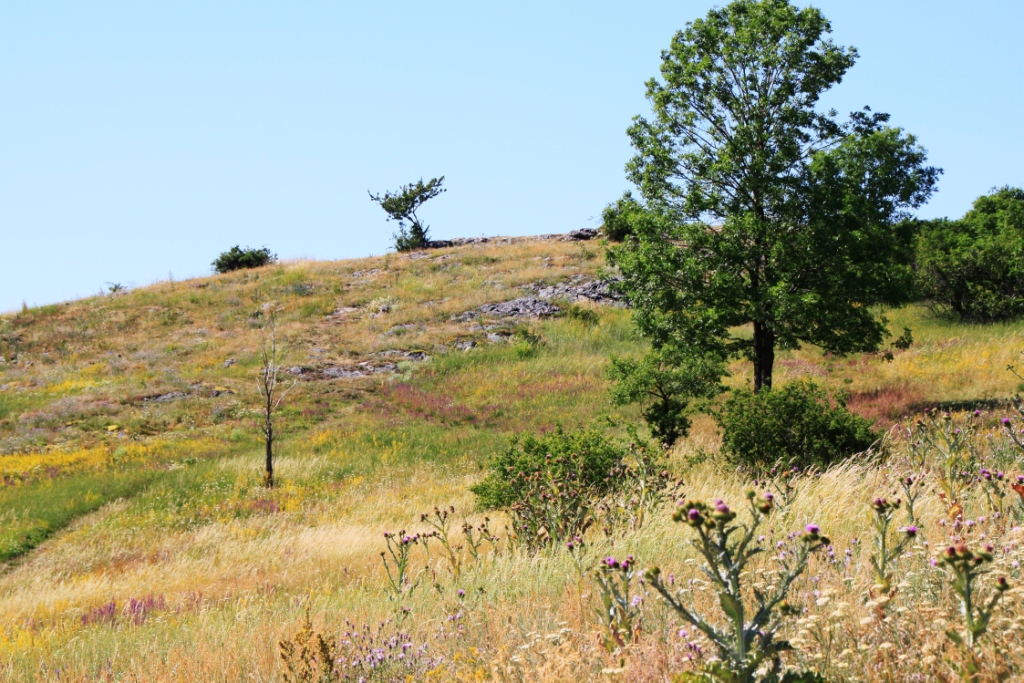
369, 176, 446, 252
610, 0, 939, 392
212, 245, 276, 273
600, 192, 642, 242
715, 380, 877, 472
916, 186, 1024, 321
608, 346, 723, 446
470, 426, 624, 511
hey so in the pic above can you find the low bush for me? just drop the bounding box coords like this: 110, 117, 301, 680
916, 186, 1024, 321
470, 426, 625, 551
600, 191, 643, 242
472, 426, 622, 511
715, 380, 877, 473
212, 246, 276, 274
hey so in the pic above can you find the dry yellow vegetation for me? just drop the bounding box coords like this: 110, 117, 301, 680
1, 238, 1023, 681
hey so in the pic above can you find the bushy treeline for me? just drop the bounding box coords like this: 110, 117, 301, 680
605, 185, 1024, 325
916, 186, 1024, 321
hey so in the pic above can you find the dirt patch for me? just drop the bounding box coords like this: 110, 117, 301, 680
846, 387, 927, 426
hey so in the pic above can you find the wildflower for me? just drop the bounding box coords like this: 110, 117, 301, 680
904, 526, 918, 537
712, 501, 735, 522
805, 524, 820, 535
996, 577, 1010, 592
457, 589, 465, 597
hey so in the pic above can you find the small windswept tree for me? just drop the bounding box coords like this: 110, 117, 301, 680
369, 176, 446, 252
255, 307, 294, 488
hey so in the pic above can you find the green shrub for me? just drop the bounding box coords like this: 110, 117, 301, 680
916, 187, 1024, 321
511, 328, 543, 359
608, 347, 724, 446
565, 303, 599, 326
471, 426, 623, 510
715, 380, 876, 472
600, 191, 642, 242
470, 426, 628, 550
212, 246, 277, 274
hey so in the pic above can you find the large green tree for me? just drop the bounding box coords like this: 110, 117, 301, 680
609, 0, 940, 392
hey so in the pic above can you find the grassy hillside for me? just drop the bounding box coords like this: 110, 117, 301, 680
1, 238, 1023, 681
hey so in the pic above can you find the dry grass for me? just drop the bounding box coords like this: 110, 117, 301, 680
1, 239, 1024, 681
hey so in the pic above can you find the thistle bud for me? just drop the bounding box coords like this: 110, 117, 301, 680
644, 566, 661, 582
996, 576, 1010, 592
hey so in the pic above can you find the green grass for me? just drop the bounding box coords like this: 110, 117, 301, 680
0, 468, 162, 563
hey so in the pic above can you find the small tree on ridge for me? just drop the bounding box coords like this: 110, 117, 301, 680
369, 176, 446, 252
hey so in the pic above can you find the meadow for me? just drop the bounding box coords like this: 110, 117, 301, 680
1, 237, 1024, 681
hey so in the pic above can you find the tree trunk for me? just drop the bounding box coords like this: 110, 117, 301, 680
264, 426, 274, 488
752, 322, 775, 394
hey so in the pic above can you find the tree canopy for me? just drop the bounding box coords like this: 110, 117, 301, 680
610, 0, 940, 392
369, 176, 446, 252
916, 187, 1024, 322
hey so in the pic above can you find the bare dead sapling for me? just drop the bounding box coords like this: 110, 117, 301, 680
255, 307, 294, 488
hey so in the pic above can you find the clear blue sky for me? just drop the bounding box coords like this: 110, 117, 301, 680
2, 1, 1022, 312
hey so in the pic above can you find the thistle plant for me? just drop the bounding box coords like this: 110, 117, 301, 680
910, 410, 979, 516
1011, 474, 1024, 523
977, 467, 1009, 519
420, 506, 462, 579
462, 516, 499, 562
896, 474, 925, 525
594, 554, 643, 652
752, 466, 803, 514
644, 491, 830, 683
867, 497, 916, 596
938, 542, 1011, 650
504, 456, 600, 552
380, 530, 424, 600
600, 441, 682, 534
